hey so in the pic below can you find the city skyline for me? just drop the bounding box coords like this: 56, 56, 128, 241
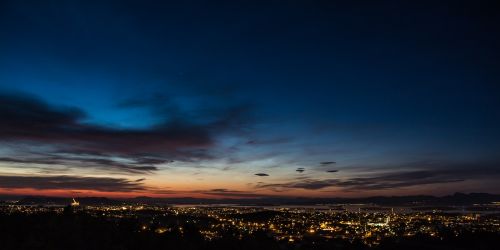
1, 1, 500, 199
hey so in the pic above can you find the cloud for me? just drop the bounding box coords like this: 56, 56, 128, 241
255, 173, 269, 176
320, 161, 336, 165
201, 188, 270, 198
0, 157, 61, 165
246, 137, 292, 145
0, 175, 146, 192
257, 164, 500, 191
0, 154, 158, 174
257, 178, 338, 190
0, 92, 253, 174
334, 171, 464, 190
209, 188, 231, 192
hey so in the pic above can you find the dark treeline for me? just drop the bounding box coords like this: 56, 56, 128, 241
0, 209, 498, 250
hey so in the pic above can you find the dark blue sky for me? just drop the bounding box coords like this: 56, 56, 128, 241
0, 1, 499, 197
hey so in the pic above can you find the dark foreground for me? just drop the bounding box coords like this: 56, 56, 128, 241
0, 206, 499, 250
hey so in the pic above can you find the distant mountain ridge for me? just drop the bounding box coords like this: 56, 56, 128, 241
1, 193, 498, 206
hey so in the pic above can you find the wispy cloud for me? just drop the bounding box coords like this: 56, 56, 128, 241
0, 175, 146, 192
320, 161, 336, 165
0, 156, 158, 174
257, 163, 500, 191
201, 188, 271, 198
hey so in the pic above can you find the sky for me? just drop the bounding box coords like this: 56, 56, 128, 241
0, 0, 499, 199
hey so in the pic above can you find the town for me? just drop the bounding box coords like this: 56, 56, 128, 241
1, 201, 499, 249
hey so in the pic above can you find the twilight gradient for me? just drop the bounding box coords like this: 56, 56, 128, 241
0, 1, 499, 198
